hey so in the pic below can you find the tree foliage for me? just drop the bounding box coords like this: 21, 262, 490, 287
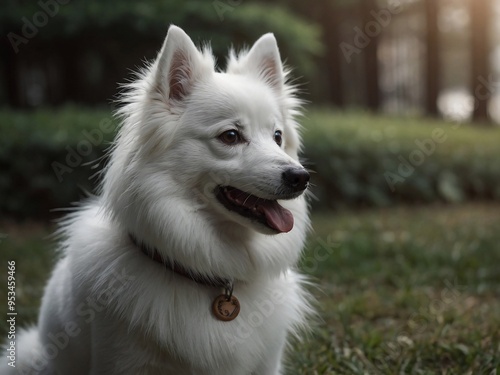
2, 0, 322, 81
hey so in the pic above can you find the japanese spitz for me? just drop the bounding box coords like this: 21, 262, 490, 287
4, 25, 312, 375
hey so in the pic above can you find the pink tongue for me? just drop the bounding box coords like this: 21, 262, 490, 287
226, 189, 294, 233
258, 201, 294, 233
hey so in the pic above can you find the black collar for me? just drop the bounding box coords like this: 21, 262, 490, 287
129, 233, 232, 290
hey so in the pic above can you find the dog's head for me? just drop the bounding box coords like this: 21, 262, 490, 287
104, 25, 309, 247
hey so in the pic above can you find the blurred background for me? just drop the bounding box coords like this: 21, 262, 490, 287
3, 0, 500, 120
1, 0, 499, 373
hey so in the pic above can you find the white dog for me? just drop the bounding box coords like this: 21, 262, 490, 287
3, 25, 312, 375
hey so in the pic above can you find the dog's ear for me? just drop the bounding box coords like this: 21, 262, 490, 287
231, 33, 284, 93
154, 25, 206, 102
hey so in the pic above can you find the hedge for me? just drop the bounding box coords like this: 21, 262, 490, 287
0, 107, 117, 219
1, 107, 499, 219
304, 110, 500, 210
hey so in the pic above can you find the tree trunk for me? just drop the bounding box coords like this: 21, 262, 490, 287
2, 41, 21, 107
322, 0, 344, 108
424, 0, 439, 116
362, 0, 380, 112
62, 40, 80, 104
470, 0, 492, 123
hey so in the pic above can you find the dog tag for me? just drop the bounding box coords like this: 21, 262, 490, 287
212, 294, 240, 321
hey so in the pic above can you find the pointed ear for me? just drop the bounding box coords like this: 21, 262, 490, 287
237, 33, 284, 92
154, 25, 206, 102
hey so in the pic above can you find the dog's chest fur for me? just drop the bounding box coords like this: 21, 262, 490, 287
94, 277, 302, 374
62, 203, 309, 374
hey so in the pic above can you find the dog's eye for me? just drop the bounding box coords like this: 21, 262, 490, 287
219, 130, 242, 145
274, 130, 283, 147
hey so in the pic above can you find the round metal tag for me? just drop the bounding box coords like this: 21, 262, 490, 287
212, 294, 240, 321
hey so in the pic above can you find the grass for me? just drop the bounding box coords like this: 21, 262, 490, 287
0, 222, 56, 332
290, 203, 500, 375
1, 204, 500, 374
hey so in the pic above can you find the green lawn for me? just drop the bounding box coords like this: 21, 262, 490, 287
0, 222, 56, 331
1, 204, 500, 374
291, 204, 500, 375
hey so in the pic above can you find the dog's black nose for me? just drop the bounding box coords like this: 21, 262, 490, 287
282, 167, 310, 191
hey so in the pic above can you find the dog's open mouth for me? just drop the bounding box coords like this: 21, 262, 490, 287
216, 186, 294, 233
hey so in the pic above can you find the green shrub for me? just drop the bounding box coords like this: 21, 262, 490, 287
303, 109, 500, 210
1, 107, 499, 219
0, 106, 117, 219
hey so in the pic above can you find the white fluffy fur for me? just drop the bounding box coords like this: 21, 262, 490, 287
2, 26, 312, 375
